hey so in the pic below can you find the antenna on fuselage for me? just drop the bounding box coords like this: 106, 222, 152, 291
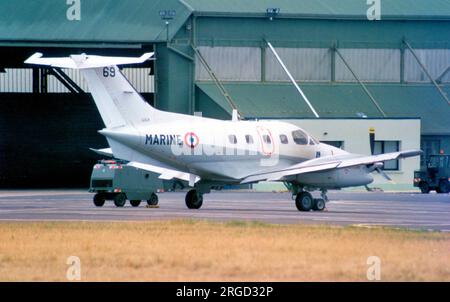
231, 109, 239, 122
266, 41, 320, 118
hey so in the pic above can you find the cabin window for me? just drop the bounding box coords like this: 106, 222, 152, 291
245, 135, 254, 144
280, 134, 288, 144
292, 130, 308, 145
262, 135, 272, 144
228, 135, 237, 144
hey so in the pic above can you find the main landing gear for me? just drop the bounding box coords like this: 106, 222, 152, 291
185, 189, 203, 209
184, 183, 328, 212
294, 189, 328, 212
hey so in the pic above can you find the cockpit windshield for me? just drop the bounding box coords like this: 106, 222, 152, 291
292, 129, 319, 146
292, 130, 308, 145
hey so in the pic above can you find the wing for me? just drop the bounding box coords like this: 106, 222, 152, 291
89, 147, 200, 186
241, 149, 422, 184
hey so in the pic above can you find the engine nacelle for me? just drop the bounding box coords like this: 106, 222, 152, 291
296, 165, 374, 189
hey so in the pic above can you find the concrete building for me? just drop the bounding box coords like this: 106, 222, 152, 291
0, 0, 449, 188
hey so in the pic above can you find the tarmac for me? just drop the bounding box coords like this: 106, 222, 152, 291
0, 190, 449, 231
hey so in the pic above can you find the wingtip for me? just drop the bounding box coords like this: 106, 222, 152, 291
140, 52, 155, 61
24, 52, 43, 64
400, 149, 423, 158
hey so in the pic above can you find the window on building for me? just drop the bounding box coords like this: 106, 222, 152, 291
292, 130, 308, 145
280, 134, 288, 144
321, 141, 344, 149
228, 135, 237, 144
374, 141, 400, 170
262, 135, 272, 144
245, 135, 254, 144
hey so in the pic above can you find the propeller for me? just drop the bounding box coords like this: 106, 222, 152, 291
369, 127, 375, 155
368, 127, 392, 181
367, 162, 392, 181
375, 166, 392, 181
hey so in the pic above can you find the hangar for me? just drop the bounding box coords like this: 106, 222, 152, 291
0, 0, 449, 189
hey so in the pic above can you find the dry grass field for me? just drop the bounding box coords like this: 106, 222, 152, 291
0, 220, 448, 281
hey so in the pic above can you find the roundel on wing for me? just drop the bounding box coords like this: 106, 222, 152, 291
184, 132, 199, 148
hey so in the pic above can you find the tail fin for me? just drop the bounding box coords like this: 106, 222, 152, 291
25, 52, 156, 129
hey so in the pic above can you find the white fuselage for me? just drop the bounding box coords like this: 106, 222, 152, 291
102, 115, 373, 188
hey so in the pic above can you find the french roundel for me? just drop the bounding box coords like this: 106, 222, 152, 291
184, 132, 199, 148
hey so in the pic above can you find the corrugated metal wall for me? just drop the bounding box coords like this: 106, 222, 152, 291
122, 68, 154, 93
0, 68, 32, 92
0, 68, 154, 93
195, 47, 411, 83
405, 49, 450, 83
266, 48, 331, 81
195, 46, 261, 81
47, 68, 86, 92
2, 49, 449, 91
335, 49, 401, 82
48, 68, 154, 93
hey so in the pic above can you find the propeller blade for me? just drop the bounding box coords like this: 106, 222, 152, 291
376, 167, 392, 181
369, 127, 375, 155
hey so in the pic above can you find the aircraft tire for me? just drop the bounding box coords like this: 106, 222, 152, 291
147, 193, 159, 206
113, 193, 127, 207
130, 200, 141, 207
313, 198, 326, 211
185, 189, 203, 209
295, 192, 313, 211
93, 193, 106, 207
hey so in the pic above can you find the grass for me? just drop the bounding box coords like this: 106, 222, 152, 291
0, 220, 448, 281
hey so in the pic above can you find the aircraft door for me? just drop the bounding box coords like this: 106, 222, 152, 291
256, 126, 275, 155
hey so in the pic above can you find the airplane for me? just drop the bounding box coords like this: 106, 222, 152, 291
25, 52, 422, 211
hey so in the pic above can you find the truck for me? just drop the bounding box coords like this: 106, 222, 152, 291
89, 159, 185, 207
413, 154, 450, 194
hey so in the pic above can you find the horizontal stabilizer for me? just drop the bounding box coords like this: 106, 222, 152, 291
128, 162, 200, 185
89, 148, 114, 157
25, 52, 154, 69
